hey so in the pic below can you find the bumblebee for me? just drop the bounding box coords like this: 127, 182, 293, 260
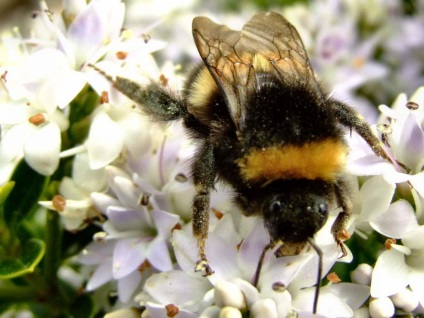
101, 11, 393, 313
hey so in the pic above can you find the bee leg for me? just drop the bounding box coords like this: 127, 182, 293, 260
331, 179, 352, 257
332, 100, 389, 160
192, 142, 216, 276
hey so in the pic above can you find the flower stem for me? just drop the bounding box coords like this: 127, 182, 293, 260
43, 210, 62, 285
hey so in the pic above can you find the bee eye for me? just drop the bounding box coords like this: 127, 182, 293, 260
318, 203, 327, 215
268, 200, 283, 214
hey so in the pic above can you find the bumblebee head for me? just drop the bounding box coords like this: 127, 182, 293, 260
259, 180, 331, 245
263, 193, 328, 245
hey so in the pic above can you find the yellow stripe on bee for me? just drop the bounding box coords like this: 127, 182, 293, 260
188, 67, 218, 110
237, 139, 348, 182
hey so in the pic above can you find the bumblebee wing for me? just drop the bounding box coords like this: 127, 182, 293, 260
192, 11, 318, 130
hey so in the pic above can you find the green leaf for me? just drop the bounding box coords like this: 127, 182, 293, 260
0, 182, 15, 207
0, 238, 45, 279
3, 160, 49, 230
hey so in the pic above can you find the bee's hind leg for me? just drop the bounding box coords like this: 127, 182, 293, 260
191, 142, 217, 276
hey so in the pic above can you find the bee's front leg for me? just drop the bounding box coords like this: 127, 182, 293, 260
191, 142, 217, 276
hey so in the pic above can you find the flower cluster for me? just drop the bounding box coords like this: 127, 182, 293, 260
0, 1, 424, 318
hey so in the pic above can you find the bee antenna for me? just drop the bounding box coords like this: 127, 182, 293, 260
252, 243, 273, 287
307, 237, 323, 314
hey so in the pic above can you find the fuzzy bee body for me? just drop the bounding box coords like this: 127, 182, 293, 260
107, 11, 392, 313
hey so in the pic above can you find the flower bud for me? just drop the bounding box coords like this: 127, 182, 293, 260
369, 297, 394, 318
351, 263, 373, 285
218, 307, 242, 318
390, 288, 419, 313
251, 299, 278, 318
215, 281, 246, 310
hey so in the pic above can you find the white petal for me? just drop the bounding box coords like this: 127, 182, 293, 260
328, 283, 370, 310
91, 192, 120, 215
38, 70, 86, 110
172, 229, 199, 276
23, 122, 60, 175
409, 172, 424, 199
0, 102, 32, 124
117, 112, 151, 158
371, 249, 408, 297
292, 287, 353, 317
87, 110, 124, 169
359, 176, 395, 221
402, 226, 424, 249
409, 269, 424, 308
72, 152, 107, 192
144, 270, 211, 308
370, 200, 418, 238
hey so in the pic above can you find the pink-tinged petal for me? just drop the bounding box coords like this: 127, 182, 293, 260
67, 2, 104, 66
259, 254, 310, 291
172, 229, 199, 276
106, 206, 145, 232
409, 269, 424, 307
23, 122, 60, 175
292, 287, 353, 317
112, 176, 143, 210
328, 283, 370, 310
347, 155, 394, 176
213, 214, 240, 246
144, 270, 211, 310
86, 260, 113, 291
402, 226, 424, 249
397, 113, 424, 168
370, 200, 418, 238
371, 249, 408, 297
87, 111, 124, 169
91, 192, 120, 215
78, 240, 115, 265
145, 303, 198, 318
237, 219, 269, 278
289, 244, 339, 291
359, 176, 395, 221
112, 238, 147, 279
147, 237, 173, 272
409, 172, 424, 199
151, 209, 180, 237
206, 232, 240, 284
117, 270, 142, 302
